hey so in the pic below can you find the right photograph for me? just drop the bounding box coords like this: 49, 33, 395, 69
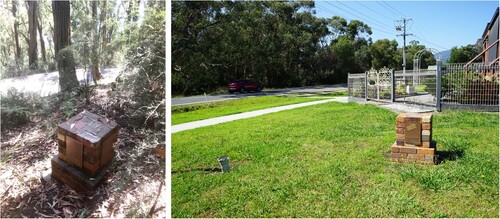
171, 1, 499, 218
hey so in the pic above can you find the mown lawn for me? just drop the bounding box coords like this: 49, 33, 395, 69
171, 96, 323, 125
171, 102, 499, 218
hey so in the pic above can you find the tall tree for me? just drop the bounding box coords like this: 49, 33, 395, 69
27, 1, 38, 70
52, 0, 79, 91
101, 0, 108, 52
12, 1, 21, 63
91, 1, 102, 81
370, 39, 399, 69
448, 44, 481, 63
37, 12, 47, 63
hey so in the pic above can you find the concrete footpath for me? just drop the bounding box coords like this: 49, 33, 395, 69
171, 97, 348, 133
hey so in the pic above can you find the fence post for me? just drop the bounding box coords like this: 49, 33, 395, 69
376, 71, 380, 100
365, 71, 368, 101
347, 73, 351, 100
436, 60, 442, 111
391, 69, 395, 102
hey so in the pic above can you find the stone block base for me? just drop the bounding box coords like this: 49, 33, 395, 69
390, 141, 437, 165
51, 155, 110, 192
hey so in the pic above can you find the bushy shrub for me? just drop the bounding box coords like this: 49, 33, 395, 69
115, 6, 165, 129
0, 88, 46, 129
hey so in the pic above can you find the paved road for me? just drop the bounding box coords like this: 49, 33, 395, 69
172, 97, 348, 133
0, 68, 120, 97
172, 84, 348, 106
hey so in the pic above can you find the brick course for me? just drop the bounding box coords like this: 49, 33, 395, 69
391, 112, 436, 165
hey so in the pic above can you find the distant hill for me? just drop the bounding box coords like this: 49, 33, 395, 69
436, 49, 451, 63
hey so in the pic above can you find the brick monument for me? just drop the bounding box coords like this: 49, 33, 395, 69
391, 113, 436, 164
51, 111, 119, 192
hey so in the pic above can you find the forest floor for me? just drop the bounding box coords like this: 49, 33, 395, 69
0, 77, 166, 218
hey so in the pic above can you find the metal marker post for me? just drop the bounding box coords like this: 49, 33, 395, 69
436, 61, 442, 111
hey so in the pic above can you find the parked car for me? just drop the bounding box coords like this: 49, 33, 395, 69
227, 80, 263, 93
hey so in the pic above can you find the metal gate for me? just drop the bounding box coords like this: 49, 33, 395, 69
393, 69, 438, 107
366, 67, 393, 102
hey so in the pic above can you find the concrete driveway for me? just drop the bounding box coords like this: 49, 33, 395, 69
172, 84, 347, 106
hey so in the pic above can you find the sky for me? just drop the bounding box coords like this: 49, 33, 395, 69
314, 1, 499, 52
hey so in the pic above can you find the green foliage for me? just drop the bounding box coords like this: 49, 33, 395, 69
421, 77, 436, 96
448, 44, 481, 63
116, 5, 165, 129
0, 88, 45, 129
370, 39, 399, 69
172, 2, 373, 96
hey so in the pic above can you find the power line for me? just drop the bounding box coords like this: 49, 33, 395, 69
334, 0, 395, 30
381, 1, 405, 18
376, 1, 400, 17
353, 0, 395, 21
411, 23, 448, 50
323, 2, 398, 35
316, 5, 397, 36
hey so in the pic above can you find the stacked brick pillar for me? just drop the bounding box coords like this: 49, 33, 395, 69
391, 113, 436, 164
51, 111, 119, 192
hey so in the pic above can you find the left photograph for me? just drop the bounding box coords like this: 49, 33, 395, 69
0, 1, 166, 218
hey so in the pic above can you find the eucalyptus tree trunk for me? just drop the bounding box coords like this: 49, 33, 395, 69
37, 14, 47, 63
12, 1, 21, 63
91, 1, 102, 82
27, 1, 38, 70
52, 0, 79, 92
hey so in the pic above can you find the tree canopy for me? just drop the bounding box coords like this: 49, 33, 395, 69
171, 1, 441, 96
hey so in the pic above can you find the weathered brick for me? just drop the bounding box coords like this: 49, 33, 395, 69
407, 154, 425, 160
396, 114, 406, 122
397, 122, 405, 128
422, 123, 431, 130
391, 153, 407, 158
391, 146, 400, 153
396, 127, 405, 134
424, 155, 435, 162
422, 141, 430, 148
57, 133, 65, 141
396, 140, 404, 146
400, 147, 417, 154
417, 147, 435, 155
396, 133, 405, 140
422, 114, 432, 123
422, 135, 430, 142
422, 130, 430, 135
58, 139, 66, 149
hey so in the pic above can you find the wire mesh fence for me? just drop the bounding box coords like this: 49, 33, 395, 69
347, 63, 500, 111
441, 63, 500, 110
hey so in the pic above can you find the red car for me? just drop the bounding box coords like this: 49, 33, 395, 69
228, 80, 263, 93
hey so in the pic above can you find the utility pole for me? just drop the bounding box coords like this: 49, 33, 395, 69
395, 18, 413, 75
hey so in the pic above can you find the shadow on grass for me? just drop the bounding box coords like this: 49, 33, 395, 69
436, 149, 464, 164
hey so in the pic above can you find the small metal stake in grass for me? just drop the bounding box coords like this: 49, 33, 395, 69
217, 156, 230, 173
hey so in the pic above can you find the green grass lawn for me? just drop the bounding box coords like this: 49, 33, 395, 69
171, 96, 323, 125
172, 102, 499, 217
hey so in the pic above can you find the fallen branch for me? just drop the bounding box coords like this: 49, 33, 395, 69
143, 100, 163, 126
148, 179, 164, 217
